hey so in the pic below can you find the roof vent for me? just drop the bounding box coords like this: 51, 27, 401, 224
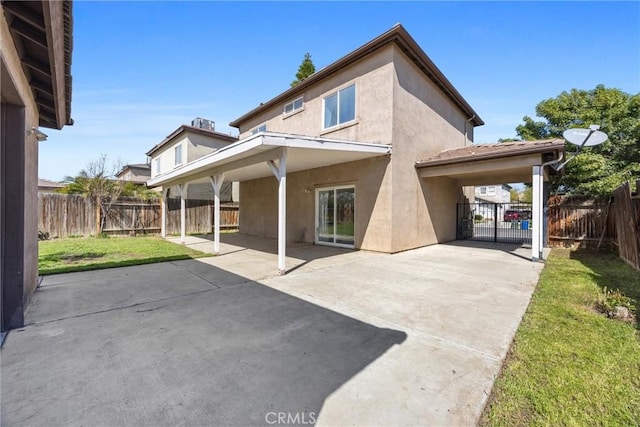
191, 117, 215, 131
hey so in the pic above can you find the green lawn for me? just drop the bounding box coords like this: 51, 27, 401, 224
482, 249, 640, 426
39, 236, 207, 275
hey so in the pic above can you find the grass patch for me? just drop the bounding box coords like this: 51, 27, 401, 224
39, 236, 207, 275
482, 249, 640, 426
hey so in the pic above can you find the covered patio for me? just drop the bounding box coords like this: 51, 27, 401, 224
147, 132, 391, 274
415, 139, 565, 262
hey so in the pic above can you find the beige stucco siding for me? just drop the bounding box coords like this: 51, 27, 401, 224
389, 46, 471, 251
151, 132, 235, 177
237, 45, 396, 146
1, 10, 42, 306
239, 156, 392, 252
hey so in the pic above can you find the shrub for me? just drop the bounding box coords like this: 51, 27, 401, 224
595, 286, 636, 316
474, 214, 484, 221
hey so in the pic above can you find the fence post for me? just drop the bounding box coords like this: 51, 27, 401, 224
95, 197, 101, 235
493, 203, 498, 243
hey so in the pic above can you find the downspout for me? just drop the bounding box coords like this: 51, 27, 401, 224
464, 115, 476, 147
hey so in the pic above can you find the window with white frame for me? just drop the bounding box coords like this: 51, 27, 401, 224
251, 124, 267, 135
487, 186, 496, 196
284, 97, 303, 115
323, 84, 355, 129
174, 145, 183, 166
479, 187, 487, 195
154, 158, 161, 175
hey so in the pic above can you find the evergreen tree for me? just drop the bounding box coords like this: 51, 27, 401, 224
291, 53, 316, 87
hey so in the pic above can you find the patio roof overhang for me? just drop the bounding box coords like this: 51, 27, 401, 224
150, 132, 391, 276
147, 132, 392, 188
415, 139, 565, 185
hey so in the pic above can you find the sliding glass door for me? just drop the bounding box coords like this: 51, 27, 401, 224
316, 186, 355, 248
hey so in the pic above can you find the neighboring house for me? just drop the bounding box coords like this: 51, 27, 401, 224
148, 24, 563, 272
474, 184, 512, 220
116, 163, 151, 185
146, 118, 239, 202
1, 1, 73, 332
38, 178, 65, 194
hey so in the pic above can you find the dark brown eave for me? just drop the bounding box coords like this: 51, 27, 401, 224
145, 125, 239, 157
416, 139, 566, 168
2, 0, 73, 129
229, 24, 483, 129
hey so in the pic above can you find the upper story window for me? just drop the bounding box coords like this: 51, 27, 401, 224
323, 84, 355, 129
284, 97, 303, 115
487, 186, 496, 196
154, 158, 161, 175
251, 124, 267, 135
174, 145, 183, 166
479, 187, 487, 195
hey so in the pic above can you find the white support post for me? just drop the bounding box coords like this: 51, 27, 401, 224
160, 187, 168, 238
179, 183, 188, 244
267, 149, 287, 275
209, 174, 225, 255
532, 166, 542, 262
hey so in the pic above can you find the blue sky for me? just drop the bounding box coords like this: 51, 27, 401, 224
40, 1, 640, 181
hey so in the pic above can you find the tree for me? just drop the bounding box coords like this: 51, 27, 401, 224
514, 85, 640, 195
61, 154, 127, 233
290, 53, 316, 87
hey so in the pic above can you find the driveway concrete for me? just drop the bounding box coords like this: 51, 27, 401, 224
1, 239, 543, 426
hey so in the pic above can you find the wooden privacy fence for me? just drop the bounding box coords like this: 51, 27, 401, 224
547, 196, 614, 246
39, 193, 97, 238
612, 180, 640, 270
165, 198, 239, 235
38, 194, 239, 238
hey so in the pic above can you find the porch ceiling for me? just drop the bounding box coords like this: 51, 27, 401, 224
147, 132, 391, 188
415, 139, 565, 185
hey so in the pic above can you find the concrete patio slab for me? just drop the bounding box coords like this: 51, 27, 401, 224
1, 238, 544, 426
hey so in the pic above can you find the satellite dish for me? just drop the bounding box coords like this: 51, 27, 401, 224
563, 128, 608, 147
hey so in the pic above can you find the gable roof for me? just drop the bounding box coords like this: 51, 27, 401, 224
38, 178, 64, 188
416, 139, 565, 168
145, 125, 239, 157
229, 23, 483, 129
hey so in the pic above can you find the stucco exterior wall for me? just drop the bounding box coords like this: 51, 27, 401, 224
237, 45, 396, 146
239, 156, 392, 252
1, 9, 42, 321
389, 46, 472, 251
151, 133, 234, 177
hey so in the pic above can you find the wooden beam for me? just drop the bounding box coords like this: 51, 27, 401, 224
30, 78, 54, 97
3, 2, 45, 31
11, 19, 48, 49
22, 55, 50, 76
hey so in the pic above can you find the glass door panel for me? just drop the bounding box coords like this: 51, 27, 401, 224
317, 189, 334, 243
335, 188, 355, 245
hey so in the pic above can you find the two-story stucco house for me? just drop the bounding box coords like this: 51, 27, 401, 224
473, 184, 513, 220
116, 163, 151, 185
148, 24, 487, 272
146, 118, 239, 201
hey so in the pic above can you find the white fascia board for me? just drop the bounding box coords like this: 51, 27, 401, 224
147, 132, 391, 187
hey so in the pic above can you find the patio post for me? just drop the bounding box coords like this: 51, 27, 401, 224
160, 187, 169, 238
179, 183, 189, 244
267, 148, 287, 275
209, 174, 225, 254
531, 166, 542, 262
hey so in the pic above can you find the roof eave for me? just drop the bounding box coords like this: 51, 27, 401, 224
229, 24, 482, 129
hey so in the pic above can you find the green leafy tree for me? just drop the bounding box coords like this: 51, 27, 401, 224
514, 85, 640, 195
291, 53, 316, 87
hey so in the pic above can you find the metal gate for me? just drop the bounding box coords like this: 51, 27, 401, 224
457, 202, 533, 244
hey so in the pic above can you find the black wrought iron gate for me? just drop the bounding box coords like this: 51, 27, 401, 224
456, 202, 533, 244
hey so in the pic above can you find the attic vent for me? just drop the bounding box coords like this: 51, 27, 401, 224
192, 117, 215, 131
